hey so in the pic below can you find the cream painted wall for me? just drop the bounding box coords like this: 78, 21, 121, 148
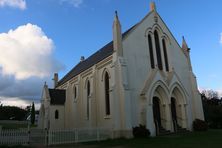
121, 11, 203, 135
58, 58, 117, 130
49, 105, 65, 130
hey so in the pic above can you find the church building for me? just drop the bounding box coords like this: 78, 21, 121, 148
38, 2, 204, 137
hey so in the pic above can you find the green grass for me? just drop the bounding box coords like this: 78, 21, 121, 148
1, 130, 222, 148
0, 123, 37, 129
0, 145, 30, 148
75, 130, 222, 148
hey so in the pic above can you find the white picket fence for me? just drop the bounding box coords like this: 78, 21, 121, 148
0, 128, 112, 146
48, 128, 112, 145
0, 129, 29, 145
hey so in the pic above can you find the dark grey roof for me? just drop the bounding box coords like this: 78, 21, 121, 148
57, 25, 136, 87
49, 89, 66, 105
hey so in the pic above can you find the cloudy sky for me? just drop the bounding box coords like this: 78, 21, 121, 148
0, 0, 222, 108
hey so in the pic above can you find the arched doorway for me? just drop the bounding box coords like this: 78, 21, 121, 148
171, 97, 177, 131
171, 86, 187, 131
150, 83, 172, 135
153, 97, 161, 131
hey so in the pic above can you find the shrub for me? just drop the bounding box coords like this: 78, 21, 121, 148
193, 119, 208, 131
132, 124, 150, 138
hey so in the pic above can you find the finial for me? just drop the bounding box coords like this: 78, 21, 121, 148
114, 10, 119, 19
150, 1, 156, 11
182, 36, 188, 50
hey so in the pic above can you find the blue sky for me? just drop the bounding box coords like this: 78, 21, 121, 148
0, 0, 222, 107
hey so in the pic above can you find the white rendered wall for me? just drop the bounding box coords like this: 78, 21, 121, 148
49, 105, 65, 130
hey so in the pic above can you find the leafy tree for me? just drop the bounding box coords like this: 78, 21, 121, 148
31, 102, 35, 125
201, 90, 219, 100
0, 106, 27, 120
201, 92, 222, 129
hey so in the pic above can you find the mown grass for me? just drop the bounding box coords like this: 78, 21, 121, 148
0, 123, 37, 129
1, 130, 222, 148
77, 130, 222, 148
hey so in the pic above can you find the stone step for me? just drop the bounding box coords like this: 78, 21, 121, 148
158, 126, 172, 136
175, 124, 190, 133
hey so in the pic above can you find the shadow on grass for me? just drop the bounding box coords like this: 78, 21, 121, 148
77, 130, 222, 148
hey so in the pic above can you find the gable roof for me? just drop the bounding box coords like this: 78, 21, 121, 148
57, 25, 136, 87
49, 89, 66, 105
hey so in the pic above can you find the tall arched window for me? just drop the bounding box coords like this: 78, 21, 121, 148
74, 85, 77, 99
86, 80, 90, 119
162, 39, 169, 71
154, 30, 163, 70
87, 81, 90, 96
148, 34, 155, 69
104, 72, 110, 115
55, 110, 59, 119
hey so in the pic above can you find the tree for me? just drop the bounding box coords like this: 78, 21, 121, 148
0, 106, 27, 120
0, 101, 2, 108
31, 102, 35, 125
201, 92, 222, 129
201, 90, 219, 99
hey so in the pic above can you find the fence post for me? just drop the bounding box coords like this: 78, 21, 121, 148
45, 128, 48, 146
75, 129, 78, 143
0, 126, 1, 145
27, 124, 30, 145
111, 128, 114, 139
97, 128, 100, 141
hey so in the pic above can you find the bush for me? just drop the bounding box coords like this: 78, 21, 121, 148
193, 119, 208, 131
132, 124, 150, 138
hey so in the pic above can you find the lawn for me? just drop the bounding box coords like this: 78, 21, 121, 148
0, 130, 222, 148
0, 123, 28, 129
0, 122, 37, 129
73, 130, 222, 148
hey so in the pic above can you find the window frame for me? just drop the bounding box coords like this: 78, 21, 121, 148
162, 38, 169, 71
104, 72, 111, 116
154, 30, 163, 70
148, 34, 155, 69
55, 110, 59, 119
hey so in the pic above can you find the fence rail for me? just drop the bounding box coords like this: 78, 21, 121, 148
0, 128, 112, 146
48, 128, 111, 145
0, 129, 29, 145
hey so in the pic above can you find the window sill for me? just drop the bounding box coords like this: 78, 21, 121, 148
104, 115, 111, 119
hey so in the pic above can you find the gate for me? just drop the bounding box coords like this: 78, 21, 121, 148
29, 129, 47, 146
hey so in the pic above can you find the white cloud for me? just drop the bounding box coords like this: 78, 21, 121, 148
0, 97, 40, 109
0, 0, 26, 10
0, 24, 64, 108
217, 90, 222, 97
198, 87, 222, 98
220, 33, 222, 45
0, 23, 63, 80
61, 0, 83, 8
0, 69, 54, 109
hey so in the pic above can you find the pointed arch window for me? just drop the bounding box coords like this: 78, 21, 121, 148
55, 110, 59, 119
154, 30, 163, 70
74, 85, 77, 100
162, 39, 169, 71
86, 80, 90, 119
148, 34, 155, 69
104, 72, 110, 115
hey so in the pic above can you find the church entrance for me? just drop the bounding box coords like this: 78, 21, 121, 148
171, 97, 177, 131
153, 97, 161, 134
150, 84, 172, 135
171, 87, 188, 132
